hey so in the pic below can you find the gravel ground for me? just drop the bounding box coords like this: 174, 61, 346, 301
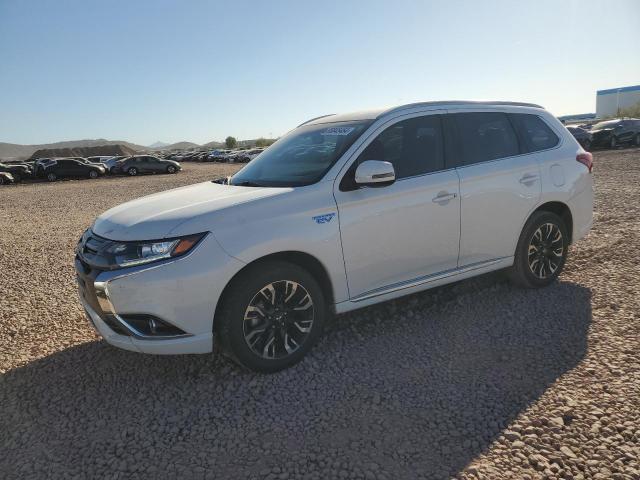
0, 153, 638, 480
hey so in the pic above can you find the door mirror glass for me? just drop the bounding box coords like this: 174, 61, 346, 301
354, 160, 396, 186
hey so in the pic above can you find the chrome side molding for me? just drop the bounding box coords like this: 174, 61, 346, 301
351, 258, 507, 302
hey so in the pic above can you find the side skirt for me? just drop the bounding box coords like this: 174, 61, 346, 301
333, 256, 513, 315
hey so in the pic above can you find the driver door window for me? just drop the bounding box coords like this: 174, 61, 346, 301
357, 115, 445, 179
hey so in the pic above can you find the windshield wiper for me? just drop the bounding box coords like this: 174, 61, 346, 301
231, 180, 265, 187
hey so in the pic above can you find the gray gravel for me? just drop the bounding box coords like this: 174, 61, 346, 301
1, 154, 639, 480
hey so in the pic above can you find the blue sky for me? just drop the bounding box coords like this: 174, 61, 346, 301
1, 0, 638, 146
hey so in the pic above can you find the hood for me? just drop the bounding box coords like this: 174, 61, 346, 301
93, 181, 288, 241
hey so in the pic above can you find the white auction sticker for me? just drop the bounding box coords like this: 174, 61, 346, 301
321, 127, 355, 136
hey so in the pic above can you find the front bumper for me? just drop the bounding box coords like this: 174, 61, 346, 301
75, 232, 244, 354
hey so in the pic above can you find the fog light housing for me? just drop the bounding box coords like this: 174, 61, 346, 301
118, 314, 187, 337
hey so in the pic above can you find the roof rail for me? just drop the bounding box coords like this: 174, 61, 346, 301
298, 114, 336, 127
379, 100, 544, 118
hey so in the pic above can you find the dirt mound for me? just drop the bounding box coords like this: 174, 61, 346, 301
30, 144, 138, 159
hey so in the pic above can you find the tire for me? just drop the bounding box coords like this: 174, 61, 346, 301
583, 139, 591, 151
216, 261, 327, 373
610, 136, 618, 149
110, 167, 117, 174
127, 167, 138, 176
0, 176, 5, 185
88, 170, 98, 179
508, 211, 568, 289
167, 165, 176, 174
12, 173, 21, 183
46, 172, 57, 182
635, 133, 640, 147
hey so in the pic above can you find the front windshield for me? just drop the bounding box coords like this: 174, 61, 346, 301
229, 120, 371, 187
592, 121, 618, 130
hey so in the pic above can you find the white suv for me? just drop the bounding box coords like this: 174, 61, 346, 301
75, 101, 593, 372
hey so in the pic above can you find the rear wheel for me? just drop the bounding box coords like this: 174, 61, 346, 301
127, 167, 138, 176
610, 136, 618, 149
216, 261, 326, 372
0, 176, 5, 185
46, 172, 57, 182
508, 211, 568, 288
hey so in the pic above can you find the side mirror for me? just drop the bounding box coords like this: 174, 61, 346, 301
354, 160, 396, 187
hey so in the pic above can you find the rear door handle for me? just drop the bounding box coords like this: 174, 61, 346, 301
432, 192, 457, 204
519, 174, 538, 185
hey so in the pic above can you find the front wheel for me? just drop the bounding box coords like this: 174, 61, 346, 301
635, 133, 640, 147
46, 172, 57, 182
88, 170, 98, 179
583, 139, 591, 151
610, 136, 618, 149
217, 261, 327, 372
166, 165, 176, 174
508, 211, 568, 288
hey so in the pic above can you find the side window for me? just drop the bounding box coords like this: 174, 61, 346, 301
510, 114, 559, 152
453, 112, 519, 165
357, 115, 444, 179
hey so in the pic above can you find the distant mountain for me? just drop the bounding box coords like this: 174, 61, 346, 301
153, 141, 200, 151
0, 137, 277, 160
0, 139, 147, 160
201, 140, 224, 149
148, 141, 170, 149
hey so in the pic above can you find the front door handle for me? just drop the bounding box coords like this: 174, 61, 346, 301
432, 192, 457, 204
519, 173, 539, 186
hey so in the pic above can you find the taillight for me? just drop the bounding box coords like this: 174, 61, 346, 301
577, 152, 593, 173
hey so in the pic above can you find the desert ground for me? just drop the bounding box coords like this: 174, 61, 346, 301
0, 150, 638, 479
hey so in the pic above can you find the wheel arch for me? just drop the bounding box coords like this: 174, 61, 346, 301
214, 250, 336, 329
531, 201, 574, 244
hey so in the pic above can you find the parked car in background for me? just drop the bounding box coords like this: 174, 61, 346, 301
100, 156, 127, 173
76, 100, 593, 372
235, 148, 264, 163
208, 150, 233, 162
87, 156, 114, 164
566, 126, 592, 150
0, 171, 15, 185
112, 155, 181, 176
33, 158, 56, 177
0, 162, 32, 182
590, 118, 640, 149
41, 158, 106, 181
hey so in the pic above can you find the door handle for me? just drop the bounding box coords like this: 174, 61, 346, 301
519, 174, 538, 185
432, 192, 457, 204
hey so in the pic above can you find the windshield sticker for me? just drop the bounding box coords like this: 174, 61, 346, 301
321, 127, 355, 136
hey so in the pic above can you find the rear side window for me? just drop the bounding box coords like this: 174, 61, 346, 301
357, 115, 444, 179
510, 114, 559, 152
453, 112, 519, 165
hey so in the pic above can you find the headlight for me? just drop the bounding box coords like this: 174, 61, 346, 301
76, 231, 206, 269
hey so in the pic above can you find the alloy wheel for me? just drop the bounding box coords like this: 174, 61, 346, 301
528, 223, 564, 279
242, 280, 314, 360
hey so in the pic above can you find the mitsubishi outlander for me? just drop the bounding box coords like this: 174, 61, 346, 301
75, 101, 594, 372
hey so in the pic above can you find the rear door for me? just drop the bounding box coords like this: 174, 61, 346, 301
448, 110, 542, 266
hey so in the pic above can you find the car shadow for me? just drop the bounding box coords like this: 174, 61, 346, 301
0, 274, 591, 479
